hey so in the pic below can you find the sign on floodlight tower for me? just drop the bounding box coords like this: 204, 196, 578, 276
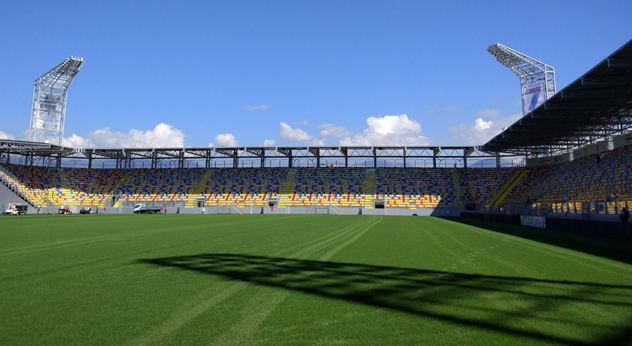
487, 43, 555, 116
28, 57, 84, 146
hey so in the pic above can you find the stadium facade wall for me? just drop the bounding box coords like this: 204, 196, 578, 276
0, 182, 35, 213
614, 132, 632, 149
460, 212, 521, 224
544, 218, 632, 239
461, 211, 631, 239
526, 153, 571, 166
572, 140, 609, 160
52, 205, 460, 216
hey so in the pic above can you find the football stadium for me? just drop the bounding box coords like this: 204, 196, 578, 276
2, 22, 632, 346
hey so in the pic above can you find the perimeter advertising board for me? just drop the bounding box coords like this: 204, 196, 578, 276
520, 215, 546, 228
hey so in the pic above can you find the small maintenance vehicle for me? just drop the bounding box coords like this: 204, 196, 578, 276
4, 204, 28, 215
133, 203, 162, 214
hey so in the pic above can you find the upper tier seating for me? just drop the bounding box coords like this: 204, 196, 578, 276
376, 168, 457, 208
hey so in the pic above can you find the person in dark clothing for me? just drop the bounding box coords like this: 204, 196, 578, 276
620, 207, 630, 222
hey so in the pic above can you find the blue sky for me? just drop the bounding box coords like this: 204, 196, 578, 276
1, 0, 630, 148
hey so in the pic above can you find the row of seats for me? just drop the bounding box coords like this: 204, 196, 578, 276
204, 193, 275, 206
288, 168, 366, 206
458, 168, 518, 208
0, 165, 62, 206
0, 165, 478, 208
376, 168, 458, 208
119, 168, 204, 202
201, 168, 287, 205
507, 145, 632, 203
3, 146, 630, 209
287, 194, 365, 207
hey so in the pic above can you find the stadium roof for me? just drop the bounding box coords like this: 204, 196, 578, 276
479, 39, 632, 156
1, 140, 513, 168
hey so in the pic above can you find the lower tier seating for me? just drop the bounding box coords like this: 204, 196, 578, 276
376, 168, 457, 208
287, 168, 365, 206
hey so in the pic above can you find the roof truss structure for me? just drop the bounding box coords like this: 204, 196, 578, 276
0, 141, 514, 169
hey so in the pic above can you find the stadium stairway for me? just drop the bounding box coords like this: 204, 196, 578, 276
56, 169, 73, 206
490, 169, 529, 206
185, 170, 214, 208
363, 169, 375, 209
108, 171, 133, 208
58, 169, 69, 190
450, 170, 465, 210
277, 169, 297, 208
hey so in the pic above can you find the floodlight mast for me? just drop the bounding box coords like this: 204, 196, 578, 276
487, 43, 555, 116
28, 57, 84, 146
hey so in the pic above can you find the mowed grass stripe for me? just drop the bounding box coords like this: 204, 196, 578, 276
212, 216, 383, 346
0, 214, 300, 255
1, 215, 631, 346
0, 215, 314, 285
3, 215, 361, 345
132, 216, 381, 346
436, 218, 632, 280
254, 217, 632, 345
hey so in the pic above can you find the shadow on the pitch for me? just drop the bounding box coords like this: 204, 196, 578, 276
435, 217, 632, 266
137, 253, 632, 346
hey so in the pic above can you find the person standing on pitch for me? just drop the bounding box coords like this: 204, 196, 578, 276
620, 207, 630, 223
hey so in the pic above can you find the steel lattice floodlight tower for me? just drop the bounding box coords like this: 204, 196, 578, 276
487, 43, 555, 116
28, 57, 84, 145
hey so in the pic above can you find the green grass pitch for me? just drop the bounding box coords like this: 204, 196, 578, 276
1, 214, 631, 345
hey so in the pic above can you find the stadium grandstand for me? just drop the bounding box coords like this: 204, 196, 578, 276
1, 39, 631, 231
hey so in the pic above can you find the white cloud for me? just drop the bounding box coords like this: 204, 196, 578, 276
62, 123, 186, 148
294, 119, 308, 126
443, 105, 458, 111
63, 133, 94, 148
307, 137, 326, 146
208, 143, 214, 147
263, 139, 276, 147
448, 114, 521, 145
277, 122, 312, 142
275, 122, 348, 146
473, 109, 500, 119
473, 118, 492, 131
246, 105, 270, 112
0, 131, 15, 140
339, 114, 431, 146
215, 133, 237, 147
318, 124, 351, 139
